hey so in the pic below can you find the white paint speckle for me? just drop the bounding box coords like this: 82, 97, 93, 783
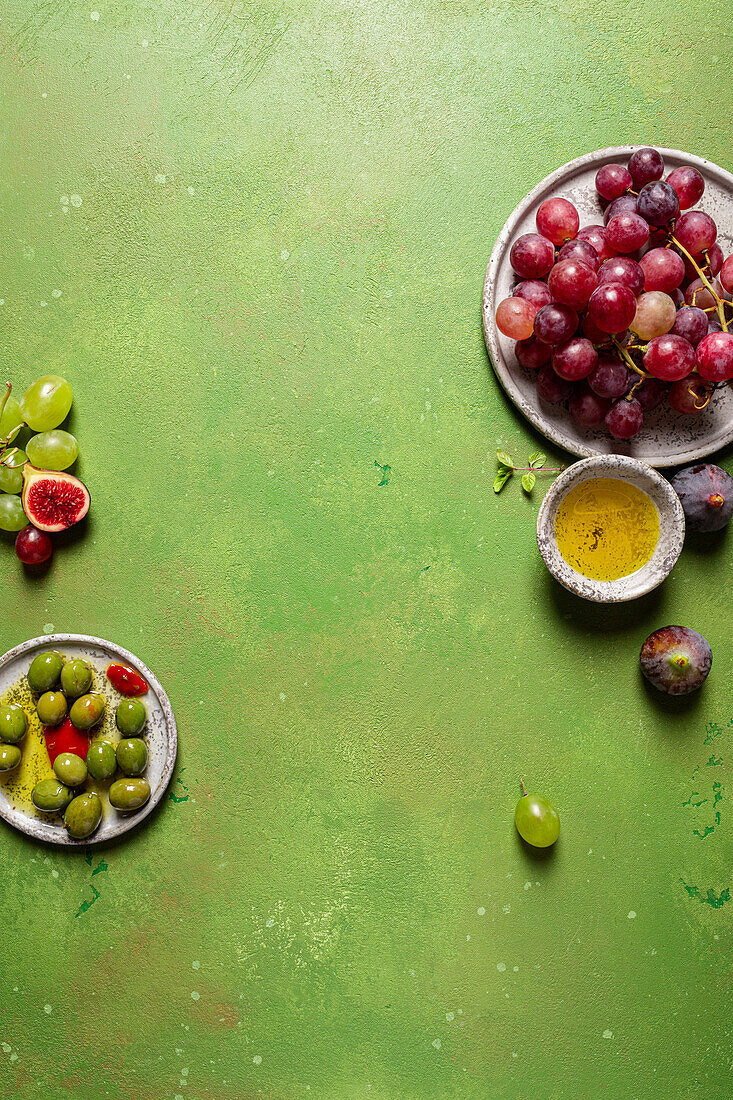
69, 194, 82, 208
628, 911, 636, 920
265, 918, 275, 928
513, 966, 519, 972
496, 963, 506, 972
155, 173, 166, 184
90, 10, 100, 20
431, 1039, 441, 1050
191, 960, 200, 970
280, 249, 290, 261
477, 907, 485, 916
445, 1012, 454, 1022
141, 39, 149, 48
43, 622, 54, 633
190, 991, 200, 1001
279, 693, 285, 702
43, 1004, 52, 1014
1, 1043, 10, 1053
60, 196, 69, 205
252, 1055, 262, 1065
502, 904, 511, 914
51, 289, 62, 299
603, 1029, 613, 1039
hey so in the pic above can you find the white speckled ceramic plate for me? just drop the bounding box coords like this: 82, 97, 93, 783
482, 146, 733, 468
0, 634, 177, 846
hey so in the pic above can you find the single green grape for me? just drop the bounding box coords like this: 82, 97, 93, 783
0, 451, 26, 494
0, 493, 28, 532
19, 375, 72, 433
26, 431, 78, 471
514, 781, 560, 848
0, 396, 23, 438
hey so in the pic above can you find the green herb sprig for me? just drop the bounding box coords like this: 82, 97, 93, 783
493, 449, 564, 495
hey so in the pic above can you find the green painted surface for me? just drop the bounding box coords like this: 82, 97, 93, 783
0, 2, 731, 1097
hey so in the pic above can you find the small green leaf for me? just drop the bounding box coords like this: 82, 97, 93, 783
521, 471, 536, 493
528, 451, 546, 469
493, 469, 512, 494
496, 450, 514, 468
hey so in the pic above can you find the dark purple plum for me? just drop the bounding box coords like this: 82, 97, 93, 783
640, 626, 712, 695
670, 463, 733, 532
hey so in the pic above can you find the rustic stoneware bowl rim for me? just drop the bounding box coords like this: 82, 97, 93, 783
536, 455, 685, 603
482, 144, 733, 468
0, 633, 177, 846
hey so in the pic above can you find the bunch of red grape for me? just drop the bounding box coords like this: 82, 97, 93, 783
494, 147, 733, 439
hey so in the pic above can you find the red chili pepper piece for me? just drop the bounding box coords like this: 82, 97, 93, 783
106, 663, 148, 696
44, 718, 89, 766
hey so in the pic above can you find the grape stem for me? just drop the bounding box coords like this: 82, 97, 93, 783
670, 237, 729, 332
519, 777, 527, 797
611, 338, 652, 383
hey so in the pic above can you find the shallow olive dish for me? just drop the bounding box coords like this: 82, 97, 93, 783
536, 455, 685, 603
0, 634, 177, 847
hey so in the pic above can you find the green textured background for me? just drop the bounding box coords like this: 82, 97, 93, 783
1, 2, 731, 1097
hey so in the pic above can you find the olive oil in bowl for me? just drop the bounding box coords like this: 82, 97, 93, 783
554, 477, 660, 582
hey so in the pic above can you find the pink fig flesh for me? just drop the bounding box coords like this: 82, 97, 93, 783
21, 466, 90, 532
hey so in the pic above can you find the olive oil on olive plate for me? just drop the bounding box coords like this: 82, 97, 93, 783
0, 635, 177, 846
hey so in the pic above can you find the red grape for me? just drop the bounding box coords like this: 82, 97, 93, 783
587, 283, 637, 334
604, 194, 638, 225
568, 385, 610, 426
588, 355, 633, 399
597, 256, 644, 296
605, 397, 644, 438
720, 256, 733, 295
605, 212, 650, 254
534, 302, 578, 345
639, 248, 685, 293
682, 242, 723, 281
515, 280, 552, 309
666, 166, 704, 210
576, 225, 615, 262
671, 306, 708, 347
630, 291, 677, 340
668, 376, 713, 414
643, 334, 696, 381
496, 297, 536, 339
515, 336, 551, 370
595, 163, 632, 201
674, 210, 717, 257
696, 331, 733, 382
548, 259, 598, 308
15, 525, 53, 565
635, 378, 668, 412
582, 313, 619, 344
510, 233, 556, 279
551, 337, 598, 381
557, 238, 600, 272
536, 197, 579, 246
536, 364, 574, 403
627, 147, 664, 189
636, 180, 679, 226
684, 279, 717, 311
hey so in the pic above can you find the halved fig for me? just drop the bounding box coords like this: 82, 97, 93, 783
22, 465, 90, 532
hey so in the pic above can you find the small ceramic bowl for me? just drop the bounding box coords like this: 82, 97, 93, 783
536, 455, 685, 603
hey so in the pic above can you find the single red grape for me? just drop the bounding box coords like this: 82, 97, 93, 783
682, 242, 723, 281
533, 302, 578, 345
696, 331, 733, 382
536, 364, 574, 403
568, 385, 610, 427
666, 166, 704, 210
720, 256, 733, 295
548, 259, 598, 308
668, 376, 713, 414
627, 147, 664, 189
605, 212, 650, 253
551, 337, 598, 381
684, 278, 717, 311
597, 256, 644, 296
514, 280, 552, 309
636, 180, 680, 226
603, 194, 638, 225
496, 296, 536, 339
515, 336, 551, 370
15, 525, 53, 565
635, 378, 668, 412
605, 397, 644, 438
557, 238, 600, 272
536, 197, 579, 246
671, 306, 708, 348
510, 233, 556, 279
643, 334, 696, 381
595, 163, 633, 201
675, 210, 717, 257
639, 248, 685, 293
576, 225, 615, 262
587, 283, 637, 334
588, 355, 633, 399
631, 291, 677, 340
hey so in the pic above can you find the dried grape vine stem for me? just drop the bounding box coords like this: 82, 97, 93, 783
670, 237, 730, 332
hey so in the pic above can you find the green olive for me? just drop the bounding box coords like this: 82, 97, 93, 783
0, 744, 22, 772
115, 738, 147, 776
109, 777, 150, 812
86, 740, 117, 782
0, 703, 27, 744
63, 792, 102, 839
69, 692, 105, 730
36, 691, 68, 727
115, 698, 146, 737
28, 651, 64, 693
53, 752, 88, 787
60, 659, 93, 698
31, 778, 73, 812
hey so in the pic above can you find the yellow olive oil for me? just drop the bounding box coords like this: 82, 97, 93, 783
554, 477, 660, 582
